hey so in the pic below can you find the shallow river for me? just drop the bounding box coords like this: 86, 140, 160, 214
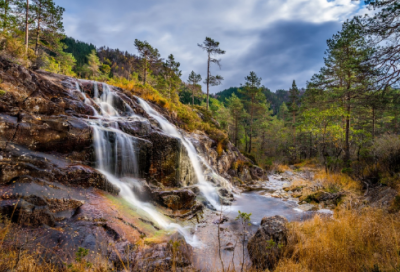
192, 180, 313, 271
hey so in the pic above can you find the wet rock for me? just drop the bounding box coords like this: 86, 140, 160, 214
301, 191, 344, 204
118, 120, 151, 137
218, 188, 234, 205
366, 186, 398, 208
0, 144, 120, 195
0, 199, 56, 227
132, 179, 153, 202
213, 215, 229, 224
186, 185, 200, 195
284, 170, 294, 176
146, 132, 196, 187
247, 215, 288, 270
239, 167, 252, 182
250, 165, 265, 180
5, 114, 92, 154
135, 233, 193, 272
152, 189, 196, 210
224, 242, 235, 251
298, 203, 318, 212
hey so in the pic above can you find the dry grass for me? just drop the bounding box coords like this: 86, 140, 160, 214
276, 208, 400, 272
273, 164, 291, 173
314, 170, 362, 193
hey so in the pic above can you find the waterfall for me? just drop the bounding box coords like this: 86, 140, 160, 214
73, 81, 200, 247
137, 98, 232, 210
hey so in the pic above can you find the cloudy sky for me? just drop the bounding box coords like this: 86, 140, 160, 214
55, 0, 369, 93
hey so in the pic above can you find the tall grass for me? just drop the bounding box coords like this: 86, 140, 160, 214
276, 208, 400, 272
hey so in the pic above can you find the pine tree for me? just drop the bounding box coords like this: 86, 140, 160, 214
30, 0, 65, 56
198, 37, 225, 110
239, 71, 263, 153
162, 54, 181, 100
307, 20, 377, 166
134, 39, 160, 85
85, 49, 100, 78
0, 0, 17, 33
187, 71, 202, 107
288, 80, 300, 156
226, 93, 245, 147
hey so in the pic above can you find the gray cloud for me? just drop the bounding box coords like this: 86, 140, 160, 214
54, 0, 364, 91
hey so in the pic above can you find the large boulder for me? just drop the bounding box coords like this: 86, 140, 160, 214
135, 233, 194, 271
152, 189, 196, 210
247, 215, 289, 270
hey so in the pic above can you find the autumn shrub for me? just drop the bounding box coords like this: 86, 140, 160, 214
314, 170, 361, 193
216, 141, 223, 158
275, 208, 400, 272
273, 163, 291, 173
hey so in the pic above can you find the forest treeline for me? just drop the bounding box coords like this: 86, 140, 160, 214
1, 0, 400, 188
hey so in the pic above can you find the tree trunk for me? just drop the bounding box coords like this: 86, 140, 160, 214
25, 0, 29, 54
206, 53, 210, 110
249, 97, 254, 153
235, 115, 239, 147
309, 132, 312, 159
245, 132, 248, 153
344, 94, 351, 167
143, 58, 147, 85
192, 83, 195, 107
292, 111, 296, 160
372, 107, 375, 141
35, 1, 42, 56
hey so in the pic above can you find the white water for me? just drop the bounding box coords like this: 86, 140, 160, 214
73, 81, 201, 247
137, 98, 232, 210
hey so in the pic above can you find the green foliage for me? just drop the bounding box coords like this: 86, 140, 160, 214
75, 247, 89, 263
66, 247, 92, 272
134, 39, 160, 85
235, 210, 252, 225
62, 37, 96, 67
0, 89, 6, 96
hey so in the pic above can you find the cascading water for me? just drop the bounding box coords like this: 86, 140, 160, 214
137, 98, 232, 210
73, 81, 200, 246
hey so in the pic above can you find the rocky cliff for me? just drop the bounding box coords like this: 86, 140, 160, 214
0, 57, 264, 270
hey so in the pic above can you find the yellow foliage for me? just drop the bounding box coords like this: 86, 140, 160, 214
107, 78, 228, 142
216, 142, 223, 157
314, 170, 362, 193
273, 164, 291, 173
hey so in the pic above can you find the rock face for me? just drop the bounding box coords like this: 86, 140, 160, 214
247, 215, 289, 271
0, 57, 262, 270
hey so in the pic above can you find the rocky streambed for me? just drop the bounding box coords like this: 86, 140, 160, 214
191, 170, 337, 271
